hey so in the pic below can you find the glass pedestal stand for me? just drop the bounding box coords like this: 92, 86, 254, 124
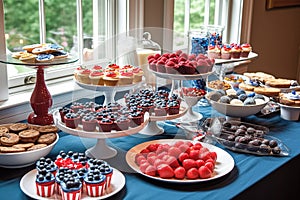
0, 54, 78, 125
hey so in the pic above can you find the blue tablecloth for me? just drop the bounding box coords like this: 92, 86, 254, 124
1, 105, 300, 200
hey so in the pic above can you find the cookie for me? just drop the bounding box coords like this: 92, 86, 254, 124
22, 43, 42, 53
18, 129, 40, 143
12, 143, 35, 149
37, 133, 57, 145
0, 133, 20, 146
0, 126, 9, 137
27, 144, 47, 151
265, 78, 291, 88
36, 54, 54, 63
239, 82, 256, 91
9, 123, 28, 133
0, 146, 26, 153
18, 52, 37, 63
37, 125, 58, 133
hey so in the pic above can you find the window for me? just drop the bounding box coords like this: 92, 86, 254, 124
0, 0, 120, 91
173, 0, 244, 52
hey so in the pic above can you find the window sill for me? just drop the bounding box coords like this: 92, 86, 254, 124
0, 78, 101, 124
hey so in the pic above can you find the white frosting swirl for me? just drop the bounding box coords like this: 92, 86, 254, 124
284, 91, 300, 100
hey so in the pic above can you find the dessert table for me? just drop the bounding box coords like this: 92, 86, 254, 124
0, 100, 300, 200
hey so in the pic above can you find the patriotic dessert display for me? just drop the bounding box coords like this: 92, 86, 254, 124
74, 64, 144, 86
124, 88, 183, 117
134, 140, 217, 179
147, 50, 215, 75
59, 101, 146, 131
34, 151, 114, 199
12, 43, 68, 63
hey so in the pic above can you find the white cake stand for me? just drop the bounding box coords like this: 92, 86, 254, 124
75, 79, 143, 105
139, 101, 188, 135
176, 95, 203, 123
53, 110, 149, 159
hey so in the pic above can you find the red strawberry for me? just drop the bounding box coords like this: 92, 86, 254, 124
178, 144, 190, 153
198, 165, 212, 179
140, 148, 150, 155
139, 162, 150, 173
174, 140, 185, 147
165, 155, 180, 168
199, 151, 212, 161
178, 152, 189, 163
189, 149, 200, 160
204, 161, 214, 172
196, 159, 205, 168
147, 155, 157, 165
146, 152, 156, 158
147, 144, 159, 152
168, 146, 181, 158
182, 159, 197, 170
145, 165, 156, 176
157, 151, 168, 159
209, 151, 217, 162
193, 142, 203, 150
157, 164, 174, 178
153, 159, 167, 168
186, 168, 199, 179
135, 155, 147, 166
174, 166, 186, 179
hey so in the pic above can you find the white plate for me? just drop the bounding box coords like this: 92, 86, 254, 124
20, 168, 125, 200
75, 78, 143, 92
125, 139, 235, 183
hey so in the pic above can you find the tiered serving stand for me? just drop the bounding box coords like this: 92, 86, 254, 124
0, 54, 78, 125
54, 80, 149, 159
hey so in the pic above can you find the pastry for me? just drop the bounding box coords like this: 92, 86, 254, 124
207, 45, 221, 59
253, 87, 280, 97
279, 91, 300, 106
265, 78, 292, 88
36, 171, 55, 197
84, 171, 106, 197
103, 71, 119, 86
118, 69, 134, 85
89, 70, 104, 85
0, 126, 9, 136
18, 129, 40, 143
18, 52, 37, 62
230, 44, 242, 59
243, 72, 275, 83
22, 43, 42, 52
221, 44, 231, 59
240, 43, 252, 57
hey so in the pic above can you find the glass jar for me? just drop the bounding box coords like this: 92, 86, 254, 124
203, 25, 224, 46
188, 29, 209, 56
136, 32, 161, 86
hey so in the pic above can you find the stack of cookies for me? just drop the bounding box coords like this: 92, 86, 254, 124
0, 123, 58, 153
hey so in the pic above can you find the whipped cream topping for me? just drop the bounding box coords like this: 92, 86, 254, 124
284, 90, 300, 100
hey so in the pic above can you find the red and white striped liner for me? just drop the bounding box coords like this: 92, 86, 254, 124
36, 181, 55, 197
85, 181, 106, 197
104, 172, 113, 189
61, 189, 82, 200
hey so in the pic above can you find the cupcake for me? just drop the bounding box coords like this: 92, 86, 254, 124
168, 100, 180, 115
118, 69, 134, 85
70, 102, 84, 113
99, 163, 113, 189
154, 100, 169, 116
230, 44, 242, 59
36, 157, 57, 176
221, 44, 232, 59
114, 115, 130, 131
241, 43, 252, 57
103, 71, 119, 86
91, 65, 103, 71
82, 115, 98, 132
84, 170, 106, 197
77, 68, 92, 84
207, 45, 221, 59
107, 63, 120, 71
148, 58, 157, 71
35, 170, 55, 198
59, 107, 73, 123
128, 111, 144, 127
60, 175, 82, 200
132, 66, 144, 83
156, 59, 166, 73
74, 65, 86, 81
64, 112, 81, 129
89, 70, 104, 85
98, 118, 113, 132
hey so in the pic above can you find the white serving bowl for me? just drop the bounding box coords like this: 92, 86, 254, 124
0, 133, 59, 168
206, 92, 269, 118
